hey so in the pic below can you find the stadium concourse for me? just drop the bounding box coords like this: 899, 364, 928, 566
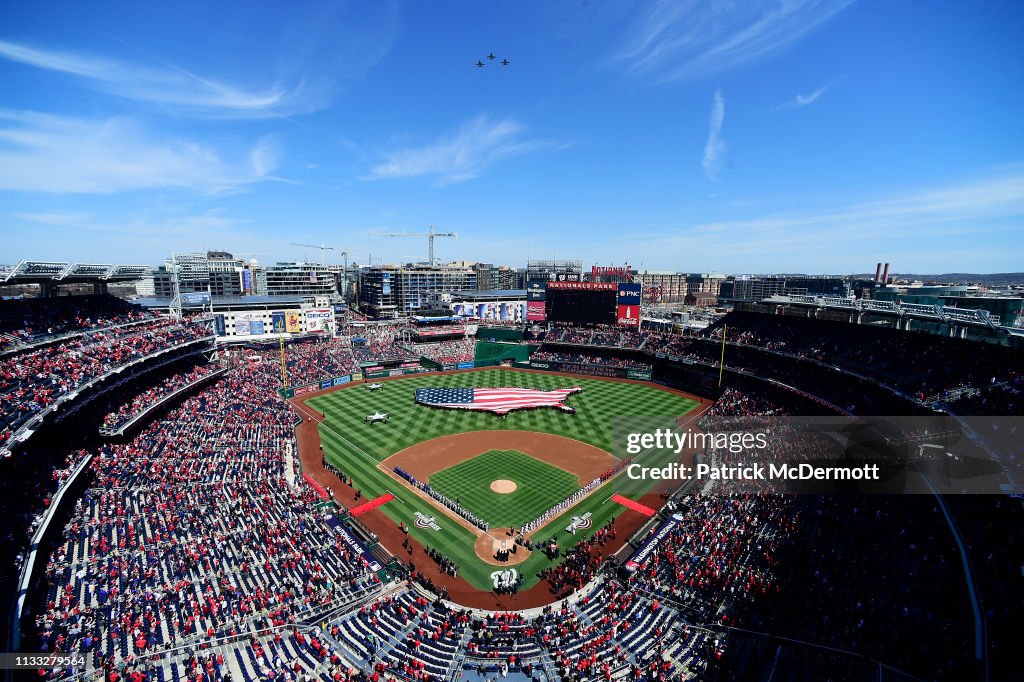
0, 295, 1020, 681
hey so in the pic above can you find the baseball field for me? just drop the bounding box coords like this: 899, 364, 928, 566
306, 368, 699, 591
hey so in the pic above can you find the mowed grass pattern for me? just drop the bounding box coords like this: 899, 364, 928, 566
308, 368, 694, 460
428, 450, 579, 529
308, 369, 699, 590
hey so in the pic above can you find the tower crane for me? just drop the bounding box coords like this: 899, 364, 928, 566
368, 225, 457, 266
289, 242, 334, 265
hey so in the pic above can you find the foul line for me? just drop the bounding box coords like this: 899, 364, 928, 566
290, 397, 383, 464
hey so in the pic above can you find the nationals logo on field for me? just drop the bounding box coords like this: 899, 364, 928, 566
490, 568, 518, 590
414, 512, 441, 531
566, 511, 593, 534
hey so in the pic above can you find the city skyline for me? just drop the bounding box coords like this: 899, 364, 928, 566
1, 1, 1022, 272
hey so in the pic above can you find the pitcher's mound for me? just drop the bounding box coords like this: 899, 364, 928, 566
490, 479, 517, 494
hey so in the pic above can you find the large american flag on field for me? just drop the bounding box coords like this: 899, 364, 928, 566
414, 386, 582, 415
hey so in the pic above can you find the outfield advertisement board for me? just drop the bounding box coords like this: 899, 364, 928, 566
249, 320, 265, 335
286, 311, 301, 333
527, 360, 652, 380
526, 279, 547, 301
271, 312, 286, 333
616, 283, 642, 306
452, 302, 526, 322
214, 314, 226, 336
305, 309, 333, 334
333, 376, 351, 386
181, 292, 212, 306
414, 327, 466, 338
457, 361, 475, 369
617, 304, 641, 327
526, 301, 547, 321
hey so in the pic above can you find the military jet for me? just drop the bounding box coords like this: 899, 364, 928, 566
364, 412, 390, 424
366, 383, 385, 391
501, 59, 510, 66
487, 52, 496, 60
476, 60, 485, 68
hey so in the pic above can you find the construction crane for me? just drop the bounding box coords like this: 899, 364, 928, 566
289, 242, 334, 265
368, 225, 456, 266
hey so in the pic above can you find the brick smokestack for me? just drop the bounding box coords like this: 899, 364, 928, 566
881, 263, 890, 284
874, 262, 883, 282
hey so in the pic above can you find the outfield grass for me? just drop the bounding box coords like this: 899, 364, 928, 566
428, 450, 579, 529
308, 368, 698, 590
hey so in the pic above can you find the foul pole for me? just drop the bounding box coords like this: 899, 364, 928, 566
718, 324, 727, 388
279, 331, 288, 390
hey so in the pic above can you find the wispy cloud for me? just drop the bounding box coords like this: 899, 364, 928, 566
617, 0, 854, 82
0, 109, 280, 194
0, 39, 325, 118
364, 116, 556, 186
10, 209, 242, 236
775, 83, 834, 110
11, 211, 90, 226
634, 168, 1024, 270
702, 89, 726, 181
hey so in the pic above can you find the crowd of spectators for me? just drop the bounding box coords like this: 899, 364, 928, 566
405, 338, 475, 365
279, 338, 357, 386
29, 361, 384, 681
626, 494, 782, 634
100, 362, 223, 430
536, 522, 616, 596
542, 323, 647, 350
736, 494, 980, 680
702, 311, 1024, 403
5, 299, 1020, 681
2, 316, 211, 449
350, 327, 417, 364
0, 295, 154, 350
544, 323, 593, 345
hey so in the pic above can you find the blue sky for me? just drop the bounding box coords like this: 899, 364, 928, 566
1, 0, 1021, 274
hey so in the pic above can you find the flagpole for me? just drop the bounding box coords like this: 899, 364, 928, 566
718, 324, 727, 389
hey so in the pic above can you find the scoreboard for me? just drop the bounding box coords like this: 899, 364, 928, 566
541, 281, 642, 326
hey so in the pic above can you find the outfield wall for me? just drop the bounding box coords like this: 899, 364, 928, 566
514, 359, 652, 381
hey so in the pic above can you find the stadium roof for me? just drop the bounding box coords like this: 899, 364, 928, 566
0, 260, 150, 284
456, 289, 526, 300
765, 294, 1009, 330
133, 294, 306, 309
